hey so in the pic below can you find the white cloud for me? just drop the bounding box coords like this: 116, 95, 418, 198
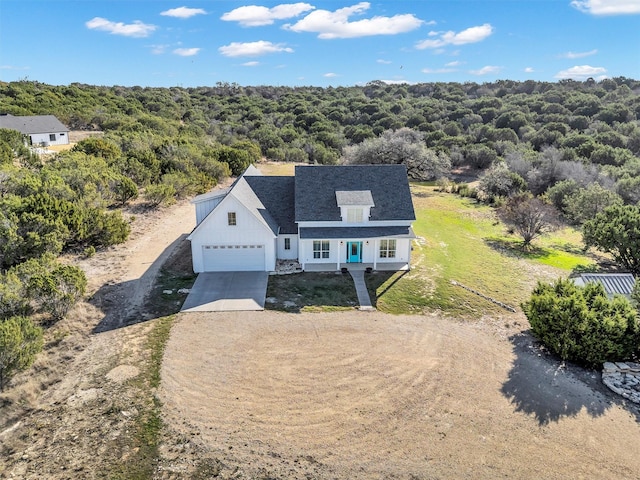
571, 0, 640, 15
285, 2, 423, 39
221, 3, 315, 26
377, 59, 392, 64
0, 65, 29, 70
150, 44, 168, 54
422, 68, 456, 74
555, 64, 607, 80
173, 48, 200, 56
219, 41, 294, 57
323, 72, 339, 77
560, 49, 598, 59
445, 61, 463, 67
469, 65, 501, 75
161, 7, 207, 19
416, 23, 493, 49
86, 17, 157, 38
243, 61, 260, 67
525, 67, 535, 73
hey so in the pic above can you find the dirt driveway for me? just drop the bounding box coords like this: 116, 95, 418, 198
160, 310, 640, 479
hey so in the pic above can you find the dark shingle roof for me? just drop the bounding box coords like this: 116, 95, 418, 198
299, 226, 414, 239
295, 165, 415, 222
0, 114, 68, 134
244, 175, 297, 234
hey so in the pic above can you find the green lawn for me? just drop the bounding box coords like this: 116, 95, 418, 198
367, 185, 598, 317
266, 272, 358, 312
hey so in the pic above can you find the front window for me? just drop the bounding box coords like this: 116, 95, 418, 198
284, 238, 291, 250
379, 239, 396, 258
49, 134, 56, 141
313, 240, 330, 259
227, 212, 236, 226
347, 208, 364, 223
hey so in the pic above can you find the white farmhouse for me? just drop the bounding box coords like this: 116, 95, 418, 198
188, 164, 416, 273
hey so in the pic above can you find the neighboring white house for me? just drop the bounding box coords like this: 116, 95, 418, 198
0, 114, 70, 146
188, 164, 416, 273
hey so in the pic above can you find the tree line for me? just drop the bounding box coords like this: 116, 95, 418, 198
1, 76, 639, 385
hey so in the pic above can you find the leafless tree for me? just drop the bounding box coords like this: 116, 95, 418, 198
498, 194, 560, 249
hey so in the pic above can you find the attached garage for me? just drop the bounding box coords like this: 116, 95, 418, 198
202, 244, 265, 272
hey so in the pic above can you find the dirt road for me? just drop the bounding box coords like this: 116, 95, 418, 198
160, 311, 640, 479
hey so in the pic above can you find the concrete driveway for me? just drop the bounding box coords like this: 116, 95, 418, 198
181, 271, 269, 312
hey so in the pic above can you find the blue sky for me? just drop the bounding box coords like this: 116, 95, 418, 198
1, 1, 639, 87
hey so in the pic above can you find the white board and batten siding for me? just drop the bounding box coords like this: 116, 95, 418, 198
189, 195, 276, 272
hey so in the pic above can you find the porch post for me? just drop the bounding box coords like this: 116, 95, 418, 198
337, 240, 341, 270
373, 239, 377, 270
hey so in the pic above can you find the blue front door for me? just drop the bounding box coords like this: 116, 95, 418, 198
347, 241, 362, 263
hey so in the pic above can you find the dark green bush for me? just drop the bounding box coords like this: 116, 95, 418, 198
522, 278, 640, 366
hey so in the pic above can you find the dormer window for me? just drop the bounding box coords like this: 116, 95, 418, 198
347, 208, 363, 223
336, 190, 374, 223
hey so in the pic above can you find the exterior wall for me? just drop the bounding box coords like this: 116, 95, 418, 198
189, 195, 276, 272
373, 238, 412, 265
299, 239, 340, 268
277, 234, 299, 260
29, 132, 69, 146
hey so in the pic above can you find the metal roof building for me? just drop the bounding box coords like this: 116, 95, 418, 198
573, 273, 636, 297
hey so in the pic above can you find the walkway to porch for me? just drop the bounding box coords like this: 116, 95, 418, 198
302, 262, 409, 311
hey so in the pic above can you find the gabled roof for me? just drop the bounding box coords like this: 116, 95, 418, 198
295, 165, 415, 222
190, 164, 414, 240
188, 166, 296, 239
573, 273, 636, 297
228, 177, 280, 235
0, 114, 68, 134
244, 175, 296, 234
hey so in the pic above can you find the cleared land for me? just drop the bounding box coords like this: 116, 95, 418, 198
160, 310, 640, 479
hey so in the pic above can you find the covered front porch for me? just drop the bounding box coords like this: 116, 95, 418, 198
303, 261, 410, 272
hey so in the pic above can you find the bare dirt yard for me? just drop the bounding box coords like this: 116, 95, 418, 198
159, 311, 640, 479
1, 169, 640, 479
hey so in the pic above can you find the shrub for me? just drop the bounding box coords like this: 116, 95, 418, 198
0, 316, 43, 391
144, 183, 176, 207
26, 263, 87, 322
522, 279, 640, 367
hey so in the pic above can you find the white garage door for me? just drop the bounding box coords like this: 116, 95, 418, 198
202, 244, 265, 271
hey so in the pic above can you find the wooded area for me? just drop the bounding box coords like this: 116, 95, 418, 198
1, 77, 639, 383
